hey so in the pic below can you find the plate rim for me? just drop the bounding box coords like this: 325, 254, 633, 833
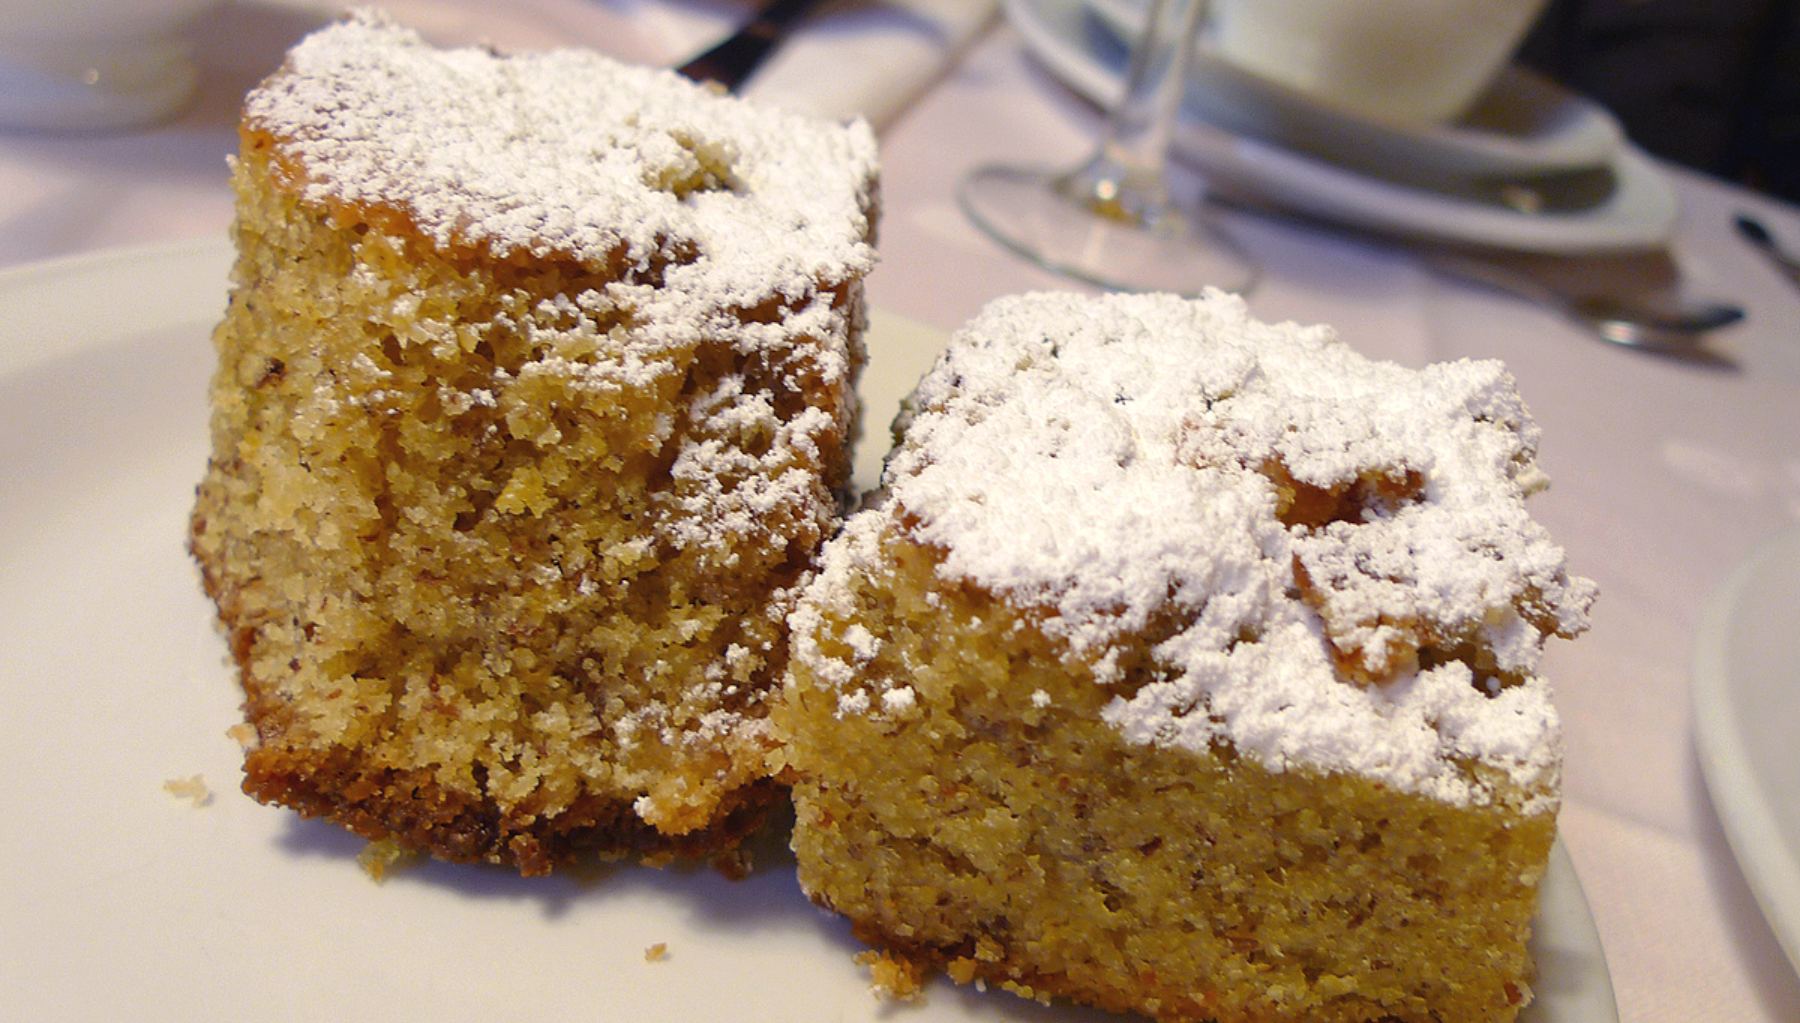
0, 235, 232, 380
1692, 523, 1800, 974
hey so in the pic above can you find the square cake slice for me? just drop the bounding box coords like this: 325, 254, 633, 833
776, 292, 1595, 1021
189, 12, 878, 874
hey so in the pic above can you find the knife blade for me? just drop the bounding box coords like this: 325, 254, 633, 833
676, 0, 826, 91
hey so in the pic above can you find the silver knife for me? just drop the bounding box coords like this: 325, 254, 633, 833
676, 0, 826, 91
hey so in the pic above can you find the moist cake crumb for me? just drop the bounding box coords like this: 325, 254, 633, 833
357, 838, 415, 882
777, 291, 1593, 1023
855, 950, 925, 1001
163, 775, 212, 807
190, 11, 878, 875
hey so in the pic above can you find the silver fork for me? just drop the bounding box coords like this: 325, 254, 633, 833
676, 0, 825, 91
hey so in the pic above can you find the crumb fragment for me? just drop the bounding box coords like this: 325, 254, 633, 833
357, 838, 416, 882
644, 942, 669, 963
946, 956, 980, 985
710, 844, 754, 880
163, 774, 212, 807
855, 949, 925, 1002
1000, 978, 1053, 1005
226, 722, 259, 748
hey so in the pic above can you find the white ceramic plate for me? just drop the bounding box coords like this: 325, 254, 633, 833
0, 240, 1617, 1021
1694, 525, 1800, 976
1006, 0, 1677, 254
1084, 0, 1624, 178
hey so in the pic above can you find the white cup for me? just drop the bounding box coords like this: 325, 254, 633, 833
1209, 0, 1552, 124
0, 0, 219, 132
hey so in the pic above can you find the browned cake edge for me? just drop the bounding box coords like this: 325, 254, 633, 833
809, 846, 1543, 1023
189, 508, 787, 876
835, 923, 1218, 1021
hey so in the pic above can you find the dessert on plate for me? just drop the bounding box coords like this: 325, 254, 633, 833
776, 291, 1595, 1022
190, 12, 879, 874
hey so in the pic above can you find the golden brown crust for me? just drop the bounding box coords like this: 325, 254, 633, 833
192, 505, 781, 875
238, 744, 781, 877
836, 919, 1218, 1022
841, 912, 1527, 1023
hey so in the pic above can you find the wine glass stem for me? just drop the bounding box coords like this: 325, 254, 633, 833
1059, 0, 1207, 225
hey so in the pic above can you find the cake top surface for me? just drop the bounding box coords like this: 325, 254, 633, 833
819, 291, 1596, 808
245, 11, 876, 305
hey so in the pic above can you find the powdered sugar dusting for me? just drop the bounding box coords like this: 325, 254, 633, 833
240, 13, 877, 766
246, 11, 874, 574
246, 11, 876, 319
819, 292, 1595, 807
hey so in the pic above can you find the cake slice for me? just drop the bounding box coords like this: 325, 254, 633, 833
776, 292, 1595, 1021
189, 12, 878, 874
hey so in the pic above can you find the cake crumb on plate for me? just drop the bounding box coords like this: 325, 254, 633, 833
855, 949, 924, 1001
162, 775, 211, 807
356, 839, 416, 882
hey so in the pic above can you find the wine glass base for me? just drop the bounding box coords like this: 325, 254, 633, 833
959, 163, 1257, 296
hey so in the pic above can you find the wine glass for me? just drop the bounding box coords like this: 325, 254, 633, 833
959, 0, 1256, 295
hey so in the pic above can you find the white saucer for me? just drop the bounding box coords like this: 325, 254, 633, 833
0, 238, 1619, 1021
1085, 0, 1625, 178
1693, 525, 1800, 976
1007, 0, 1678, 253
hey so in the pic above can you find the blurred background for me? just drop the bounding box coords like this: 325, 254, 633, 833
1519, 0, 1800, 201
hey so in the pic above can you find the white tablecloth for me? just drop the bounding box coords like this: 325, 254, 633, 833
5, 2, 1799, 1021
